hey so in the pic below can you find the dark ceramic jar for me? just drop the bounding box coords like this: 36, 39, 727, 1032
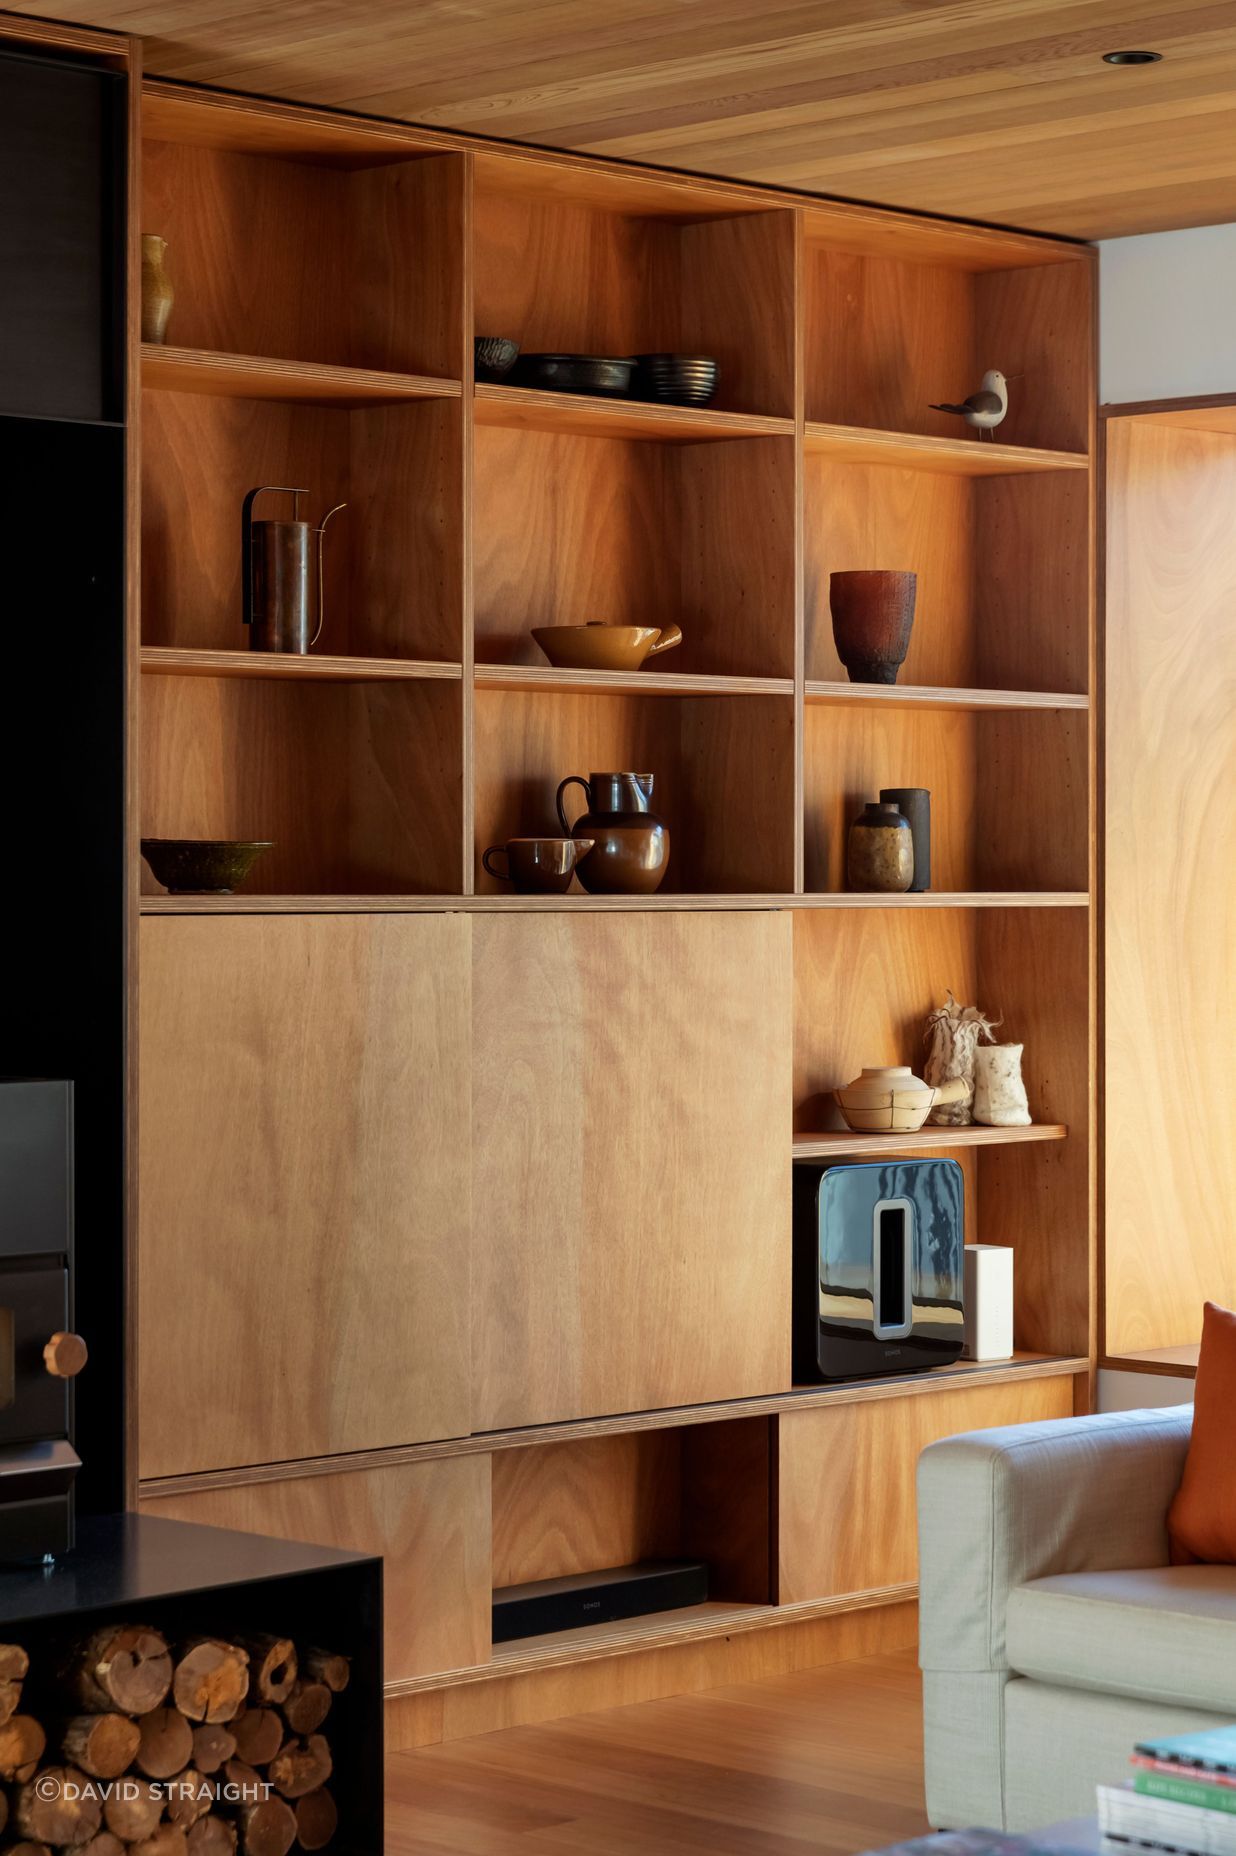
830, 570, 918, 684
556, 771, 670, 895
847, 801, 913, 893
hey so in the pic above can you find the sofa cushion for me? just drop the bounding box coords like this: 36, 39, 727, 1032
1170, 1301, 1236, 1564
1007, 1565, 1236, 1712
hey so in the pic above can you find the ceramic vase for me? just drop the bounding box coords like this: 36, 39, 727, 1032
830, 570, 917, 685
973, 1043, 1031, 1126
847, 800, 913, 893
880, 786, 931, 892
141, 235, 174, 344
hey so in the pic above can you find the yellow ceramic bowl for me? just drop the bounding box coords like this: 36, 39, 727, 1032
531, 621, 682, 672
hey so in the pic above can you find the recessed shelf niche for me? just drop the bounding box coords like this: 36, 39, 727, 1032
142, 136, 466, 378
473, 686, 795, 894
473, 425, 796, 679
141, 389, 463, 662
472, 154, 796, 419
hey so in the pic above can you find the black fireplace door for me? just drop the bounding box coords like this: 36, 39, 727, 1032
0, 1262, 70, 1445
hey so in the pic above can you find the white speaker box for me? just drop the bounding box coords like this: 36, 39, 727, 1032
963, 1244, 1014, 1361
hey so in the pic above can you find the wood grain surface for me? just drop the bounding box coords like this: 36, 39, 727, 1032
141, 389, 463, 662
385, 1607, 919, 1750
140, 671, 464, 894
140, 1454, 491, 1681
137, 914, 472, 1475
1104, 419, 1236, 1352
777, 1374, 1076, 1601
471, 688, 796, 894
470, 912, 792, 1428
22, 3, 1236, 236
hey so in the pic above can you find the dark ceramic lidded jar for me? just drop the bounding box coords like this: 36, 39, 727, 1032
556, 771, 670, 894
847, 801, 913, 893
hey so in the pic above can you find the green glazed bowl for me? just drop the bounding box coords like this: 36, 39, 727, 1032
141, 838, 273, 894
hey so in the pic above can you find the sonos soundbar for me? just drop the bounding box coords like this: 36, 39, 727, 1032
492, 1558, 710, 1644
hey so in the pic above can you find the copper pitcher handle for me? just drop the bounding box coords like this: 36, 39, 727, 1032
311, 503, 347, 650
556, 775, 590, 835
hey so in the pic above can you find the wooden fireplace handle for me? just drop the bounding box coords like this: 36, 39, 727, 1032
44, 1331, 88, 1378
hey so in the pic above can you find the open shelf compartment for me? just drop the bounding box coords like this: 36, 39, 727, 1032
142, 124, 466, 378
474, 425, 795, 678
473, 685, 795, 894
142, 389, 463, 663
793, 905, 1090, 1359
489, 1419, 773, 1653
802, 225, 1092, 456
804, 456, 1089, 697
140, 672, 464, 896
802, 700, 1089, 896
472, 152, 796, 419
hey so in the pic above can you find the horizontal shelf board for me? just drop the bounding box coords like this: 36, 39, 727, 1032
140, 646, 462, 683
137, 1353, 1088, 1498
474, 382, 793, 443
139, 890, 1091, 915
793, 1123, 1068, 1159
793, 892, 1089, 909
1101, 1344, 1199, 1379
142, 344, 461, 406
804, 680, 1088, 713
475, 664, 793, 698
386, 1584, 917, 1695
803, 421, 1089, 476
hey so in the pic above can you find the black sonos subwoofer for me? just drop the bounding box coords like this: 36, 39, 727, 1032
793, 1158, 964, 1382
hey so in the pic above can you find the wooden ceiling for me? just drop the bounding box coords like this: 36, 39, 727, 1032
16, 0, 1236, 236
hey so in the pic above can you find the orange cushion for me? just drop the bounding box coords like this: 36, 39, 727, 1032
1168, 1302, 1236, 1565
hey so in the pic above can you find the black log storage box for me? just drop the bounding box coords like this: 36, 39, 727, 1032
0, 21, 385, 1852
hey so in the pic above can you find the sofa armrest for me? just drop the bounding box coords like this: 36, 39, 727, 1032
918, 1403, 1193, 1675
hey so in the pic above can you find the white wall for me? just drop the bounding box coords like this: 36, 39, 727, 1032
1100, 223, 1236, 403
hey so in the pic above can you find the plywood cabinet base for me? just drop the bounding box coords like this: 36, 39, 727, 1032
776, 1373, 1077, 1602
141, 1455, 490, 1682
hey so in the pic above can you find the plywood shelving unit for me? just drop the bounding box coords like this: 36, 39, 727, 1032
132, 76, 1096, 1741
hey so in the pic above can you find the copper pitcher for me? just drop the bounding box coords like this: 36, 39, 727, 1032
242, 486, 346, 654
556, 771, 670, 895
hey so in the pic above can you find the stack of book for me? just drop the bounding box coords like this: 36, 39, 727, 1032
1099, 1727, 1236, 1854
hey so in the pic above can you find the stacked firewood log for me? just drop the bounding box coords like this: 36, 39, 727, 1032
0, 1630, 346, 1854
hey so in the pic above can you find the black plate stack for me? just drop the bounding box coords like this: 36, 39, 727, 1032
634, 354, 718, 406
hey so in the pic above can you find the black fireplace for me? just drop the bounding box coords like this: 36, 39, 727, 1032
0, 1079, 85, 1560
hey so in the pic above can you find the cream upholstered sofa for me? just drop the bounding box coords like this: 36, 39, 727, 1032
918, 1403, 1236, 1832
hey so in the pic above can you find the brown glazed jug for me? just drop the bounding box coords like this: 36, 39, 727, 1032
556, 772, 670, 894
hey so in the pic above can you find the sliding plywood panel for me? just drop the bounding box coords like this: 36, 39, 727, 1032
141, 1455, 490, 1680
138, 914, 471, 1475
776, 1373, 1076, 1603
471, 911, 791, 1429
1105, 418, 1236, 1353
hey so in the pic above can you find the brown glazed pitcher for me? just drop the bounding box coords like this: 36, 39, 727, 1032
556, 771, 670, 894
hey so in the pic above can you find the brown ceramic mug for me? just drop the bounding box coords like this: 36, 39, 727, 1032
481, 837, 595, 895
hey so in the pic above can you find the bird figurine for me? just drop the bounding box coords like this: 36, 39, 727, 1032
929, 368, 1016, 439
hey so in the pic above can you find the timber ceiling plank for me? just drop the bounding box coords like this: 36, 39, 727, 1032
13, 0, 1236, 235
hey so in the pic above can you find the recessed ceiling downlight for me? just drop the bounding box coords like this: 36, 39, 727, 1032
1102, 49, 1163, 64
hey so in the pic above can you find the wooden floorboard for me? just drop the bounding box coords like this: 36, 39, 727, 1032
385, 1647, 927, 1854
